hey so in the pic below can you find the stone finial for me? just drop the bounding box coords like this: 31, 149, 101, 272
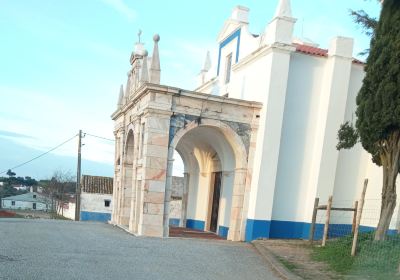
202, 51, 211, 72
117, 84, 124, 108
140, 50, 149, 83
263, 0, 296, 45
274, 0, 292, 18
198, 51, 212, 86
231, 6, 249, 23
149, 34, 161, 84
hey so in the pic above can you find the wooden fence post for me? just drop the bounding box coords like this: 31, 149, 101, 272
309, 197, 319, 244
351, 200, 358, 234
322, 195, 333, 247
351, 179, 368, 256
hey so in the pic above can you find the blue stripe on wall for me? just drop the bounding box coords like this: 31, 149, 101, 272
245, 219, 271, 242
269, 220, 325, 240
217, 28, 241, 75
245, 219, 399, 242
186, 219, 205, 231
169, 218, 180, 226
80, 211, 111, 222
218, 226, 229, 239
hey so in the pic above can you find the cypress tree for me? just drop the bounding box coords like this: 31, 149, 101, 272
338, 0, 400, 241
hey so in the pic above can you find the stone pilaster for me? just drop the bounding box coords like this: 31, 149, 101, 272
306, 37, 354, 219
137, 110, 171, 237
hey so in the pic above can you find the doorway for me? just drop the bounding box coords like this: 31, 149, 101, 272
210, 172, 222, 233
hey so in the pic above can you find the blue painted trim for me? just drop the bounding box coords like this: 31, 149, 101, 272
186, 219, 205, 231
217, 28, 241, 76
245, 219, 399, 242
218, 226, 229, 239
245, 219, 271, 242
269, 220, 325, 240
80, 211, 111, 222
169, 218, 180, 226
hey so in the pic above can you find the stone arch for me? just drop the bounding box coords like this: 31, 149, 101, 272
171, 119, 248, 169
170, 119, 248, 241
124, 127, 135, 164
119, 128, 135, 227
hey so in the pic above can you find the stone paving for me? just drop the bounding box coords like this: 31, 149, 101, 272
0, 219, 280, 280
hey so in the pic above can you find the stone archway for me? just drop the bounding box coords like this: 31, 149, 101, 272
167, 119, 248, 241
112, 83, 261, 240
119, 129, 134, 227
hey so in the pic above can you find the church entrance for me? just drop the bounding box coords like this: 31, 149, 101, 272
210, 172, 222, 233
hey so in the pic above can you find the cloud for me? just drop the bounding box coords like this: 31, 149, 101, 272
101, 0, 136, 21
0, 86, 115, 165
0, 130, 34, 139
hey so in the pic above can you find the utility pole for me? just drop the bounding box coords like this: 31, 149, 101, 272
75, 130, 82, 221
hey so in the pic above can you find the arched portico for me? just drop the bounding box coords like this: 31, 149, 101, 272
167, 119, 249, 241
112, 83, 261, 240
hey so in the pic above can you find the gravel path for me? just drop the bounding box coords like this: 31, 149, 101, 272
0, 219, 280, 280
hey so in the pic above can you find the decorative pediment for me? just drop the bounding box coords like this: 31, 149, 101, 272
217, 19, 244, 42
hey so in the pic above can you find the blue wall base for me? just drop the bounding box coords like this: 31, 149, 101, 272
80, 211, 111, 222
186, 219, 205, 231
245, 219, 399, 242
218, 226, 229, 239
245, 219, 271, 241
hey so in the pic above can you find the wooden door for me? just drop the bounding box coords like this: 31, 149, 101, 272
210, 172, 222, 233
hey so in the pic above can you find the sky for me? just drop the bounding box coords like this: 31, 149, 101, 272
0, 0, 380, 180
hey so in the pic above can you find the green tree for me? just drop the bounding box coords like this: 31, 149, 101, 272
338, 0, 400, 241
350, 0, 379, 55
6, 169, 15, 178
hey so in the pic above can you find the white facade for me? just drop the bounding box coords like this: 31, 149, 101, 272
192, 1, 399, 240
80, 193, 113, 221
56, 200, 76, 220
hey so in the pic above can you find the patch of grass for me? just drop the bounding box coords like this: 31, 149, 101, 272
312, 232, 400, 279
277, 256, 298, 271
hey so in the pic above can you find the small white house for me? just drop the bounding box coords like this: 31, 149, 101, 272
1, 192, 50, 211
80, 175, 113, 222
56, 197, 76, 220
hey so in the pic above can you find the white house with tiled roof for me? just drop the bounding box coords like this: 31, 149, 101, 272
110, 0, 400, 241
80, 175, 113, 222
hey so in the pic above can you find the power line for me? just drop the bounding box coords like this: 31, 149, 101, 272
0, 134, 78, 175
83, 132, 114, 142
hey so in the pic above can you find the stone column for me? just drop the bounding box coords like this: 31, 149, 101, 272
179, 172, 189, 227
163, 145, 174, 236
111, 133, 120, 224
137, 110, 171, 237
133, 119, 142, 233
239, 117, 259, 241
228, 168, 247, 241
129, 119, 141, 232
116, 131, 125, 225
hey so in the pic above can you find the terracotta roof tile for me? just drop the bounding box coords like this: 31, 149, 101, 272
293, 43, 365, 65
81, 175, 113, 194
294, 43, 328, 57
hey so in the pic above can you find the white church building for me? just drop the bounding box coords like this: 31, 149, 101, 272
110, 0, 400, 241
